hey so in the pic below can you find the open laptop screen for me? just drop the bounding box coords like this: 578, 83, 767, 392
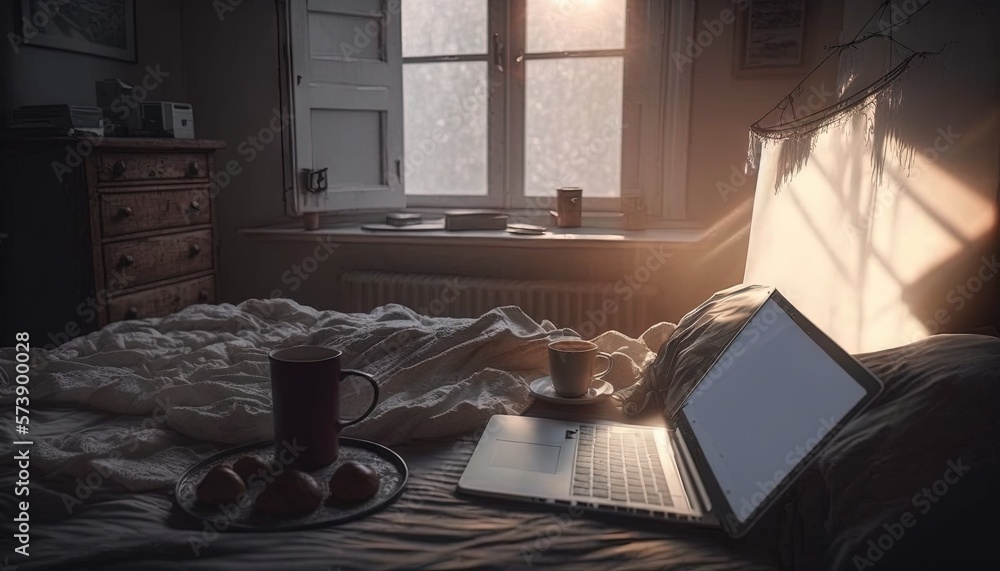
680, 296, 869, 525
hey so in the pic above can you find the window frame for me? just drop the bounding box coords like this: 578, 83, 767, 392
400, 0, 507, 209
279, 0, 694, 221
404, 0, 649, 214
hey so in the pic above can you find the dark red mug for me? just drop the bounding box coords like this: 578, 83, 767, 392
268, 346, 379, 471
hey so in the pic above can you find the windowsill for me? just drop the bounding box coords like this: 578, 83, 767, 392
241, 217, 711, 250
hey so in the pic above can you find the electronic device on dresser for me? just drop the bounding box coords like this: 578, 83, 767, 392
459, 289, 884, 537
142, 102, 195, 139
0, 137, 226, 345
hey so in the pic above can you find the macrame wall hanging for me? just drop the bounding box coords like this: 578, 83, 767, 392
746, 0, 940, 192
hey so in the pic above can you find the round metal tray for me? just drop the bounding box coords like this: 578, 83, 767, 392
173, 438, 408, 531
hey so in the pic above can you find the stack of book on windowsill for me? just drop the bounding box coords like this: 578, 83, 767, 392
444, 210, 508, 231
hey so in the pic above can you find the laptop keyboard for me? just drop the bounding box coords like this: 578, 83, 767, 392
572, 425, 673, 506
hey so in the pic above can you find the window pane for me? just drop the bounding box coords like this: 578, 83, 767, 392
526, 0, 626, 53
402, 0, 488, 57
404, 62, 489, 196
525, 57, 623, 198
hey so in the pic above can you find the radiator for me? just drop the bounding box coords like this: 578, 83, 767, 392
340, 270, 661, 338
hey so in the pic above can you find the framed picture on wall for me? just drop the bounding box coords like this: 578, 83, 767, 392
19, 0, 137, 62
733, 0, 808, 78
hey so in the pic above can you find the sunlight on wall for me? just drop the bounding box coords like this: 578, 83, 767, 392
745, 107, 997, 353
743, 0, 999, 354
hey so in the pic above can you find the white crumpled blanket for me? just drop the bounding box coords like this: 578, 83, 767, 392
0, 299, 674, 491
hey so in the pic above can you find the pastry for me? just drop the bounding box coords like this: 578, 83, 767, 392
196, 465, 246, 506
232, 455, 269, 483
328, 461, 380, 502
255, 469, 324, 514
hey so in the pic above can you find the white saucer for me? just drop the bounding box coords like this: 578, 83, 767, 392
529, 376, 614, 405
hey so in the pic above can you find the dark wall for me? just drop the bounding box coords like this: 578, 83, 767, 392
0, 1, 188, 114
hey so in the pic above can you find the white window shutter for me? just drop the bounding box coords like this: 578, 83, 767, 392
287, 0, 404, 213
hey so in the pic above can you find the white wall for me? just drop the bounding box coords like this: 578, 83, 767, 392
0, 1, 187, 111
744, 0, 1000, 352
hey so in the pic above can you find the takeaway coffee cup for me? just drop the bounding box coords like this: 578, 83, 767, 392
548, 339, 613, 397
268, 346, 379, 471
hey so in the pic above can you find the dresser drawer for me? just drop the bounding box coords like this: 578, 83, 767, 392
108, 276, 216, 322
104, 230, 214, 290
99, 151, 209, 183
100, 188, 211, 237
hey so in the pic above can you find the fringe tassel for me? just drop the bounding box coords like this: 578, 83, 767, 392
747, 52, 927, 196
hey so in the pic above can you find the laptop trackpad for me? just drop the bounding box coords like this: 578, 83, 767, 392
491, 440, 561, 474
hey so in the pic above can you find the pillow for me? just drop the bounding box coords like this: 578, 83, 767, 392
621, 284, 772, 417
820, 334, 1000, 570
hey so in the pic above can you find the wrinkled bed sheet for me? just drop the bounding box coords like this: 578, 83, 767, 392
0, 300, 670, 492
0, 406, 778, 571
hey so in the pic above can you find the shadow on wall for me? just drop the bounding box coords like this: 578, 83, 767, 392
743, 0, 999, 352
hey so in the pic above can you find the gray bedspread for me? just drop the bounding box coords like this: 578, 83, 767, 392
0, 406, 777, 571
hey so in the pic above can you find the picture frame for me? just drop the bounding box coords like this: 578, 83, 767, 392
19, 0, 137, 62
733, 0, 808, 78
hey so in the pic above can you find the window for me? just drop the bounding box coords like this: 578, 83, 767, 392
280, 0, 692, 220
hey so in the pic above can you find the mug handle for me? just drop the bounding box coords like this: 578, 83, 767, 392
338, 369, 380, 428
594, 352, 613, 380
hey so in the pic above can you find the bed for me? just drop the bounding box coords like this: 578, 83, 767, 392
2, 294, 998, 570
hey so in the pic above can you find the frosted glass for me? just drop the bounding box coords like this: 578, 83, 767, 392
527, 0, 626, 53
402, 0, 488, 57
404, 62, 489, 196
525, 57, 623, 198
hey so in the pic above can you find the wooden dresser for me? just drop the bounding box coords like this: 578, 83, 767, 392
0, 137, 226, 347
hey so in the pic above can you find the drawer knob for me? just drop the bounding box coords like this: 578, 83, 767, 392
119, 206, 134, 217
189, 200, 201, 211
119, 254, 135, 267
112, 160, 127, 177
190, 244, 202, 255
187, 163, 200, 176
124, 306, 139, 319
198, 289, 210, 302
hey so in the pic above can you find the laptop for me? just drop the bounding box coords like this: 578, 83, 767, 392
458, 289, 883, 537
